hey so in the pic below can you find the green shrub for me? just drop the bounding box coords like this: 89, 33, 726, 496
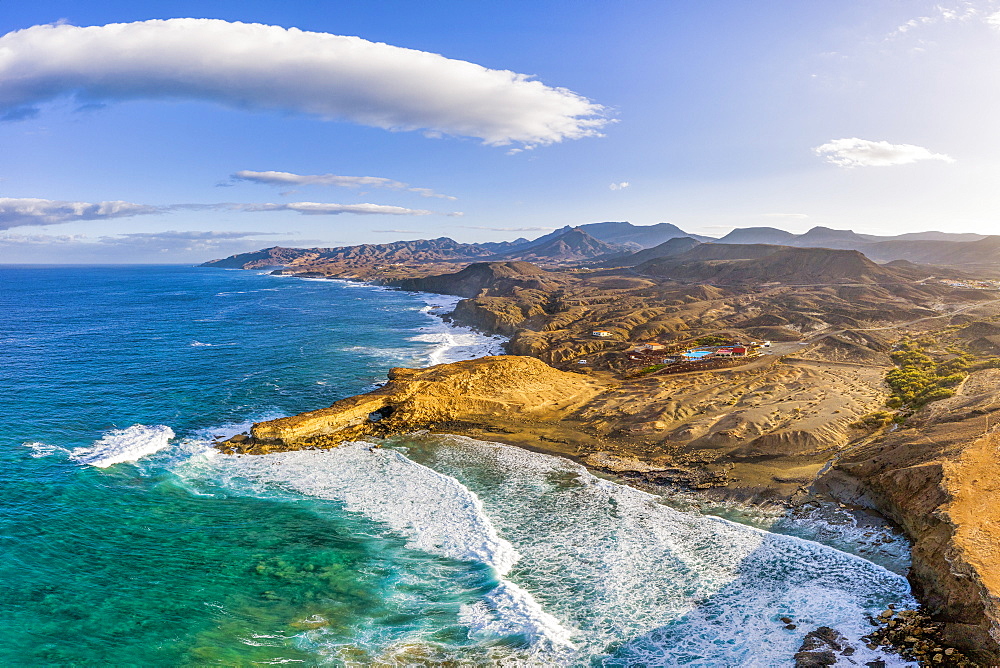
885, 338, 971, 410
852, 411, 895, 429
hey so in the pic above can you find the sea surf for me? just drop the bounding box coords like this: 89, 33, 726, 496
0, 265, 914, 665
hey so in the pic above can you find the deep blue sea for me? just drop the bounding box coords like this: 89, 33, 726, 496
0, 265, 916, 666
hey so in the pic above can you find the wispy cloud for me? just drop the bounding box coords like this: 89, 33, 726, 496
813, 138, 955, 167
758, 213, 810, 219
0, 19, 609, 147
609, 181, 630, 190
460, 225, 553, 232
889, 2, 985, 37
232, 170, 456, 200
371, 229, 418, 234
0, 229, 306, 262
103, 230, 282, 243
0, 196, 460, 229
0, 197, 160, 229
237, 202, 460, 216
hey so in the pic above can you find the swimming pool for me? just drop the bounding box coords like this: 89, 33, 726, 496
684, 350, 714, 358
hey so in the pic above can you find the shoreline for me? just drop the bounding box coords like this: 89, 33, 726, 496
244, 268, 916, 566
224, 265, 1000, 663
264, 269, 510, 367
254, 270, 916, 561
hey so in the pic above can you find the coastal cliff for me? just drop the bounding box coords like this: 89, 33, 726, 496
222, 356, 608, 453
826, 369, 1000, 662
206, 243, 1000, 661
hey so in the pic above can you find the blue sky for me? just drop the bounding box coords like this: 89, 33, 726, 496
2, 1, 999, 262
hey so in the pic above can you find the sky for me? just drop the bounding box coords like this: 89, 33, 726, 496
2, 0, 1000, 263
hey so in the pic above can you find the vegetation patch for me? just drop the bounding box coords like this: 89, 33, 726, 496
884, 336, 1000, 411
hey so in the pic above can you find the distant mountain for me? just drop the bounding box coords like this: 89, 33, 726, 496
862, 235, 1000, 271
478, 237, 530, 253
790, 226, 874, 248
392, 261, 557, 298
677, 243, 787, 261
201, 246, 326, 269
598, 237, 702, 267
201, 237, 493, 269
520, 221, 713, 251
886, 231, 987, 242
708, 227, 999, 274
716, 227, 797, 245
203, 226, 999, 277
499, 228, 623, 262
578, 221, 714, 246
636, 244, 906, 285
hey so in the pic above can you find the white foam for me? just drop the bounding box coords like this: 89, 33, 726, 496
154, 400, 912, 663
402, 435, 915, 665
70, 424, 175, 468
21, 441, 69, 458
191, 442, 576, 653
190, 340, 213, 347
411, 292, 506, 365
260, 272, 507, 366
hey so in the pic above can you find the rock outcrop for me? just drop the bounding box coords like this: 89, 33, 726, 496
222, 356, 608, 452
828, 368, 1000, 663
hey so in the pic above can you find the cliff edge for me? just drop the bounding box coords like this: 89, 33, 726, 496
221, 356, 608, 452
826, 368, 1000, 662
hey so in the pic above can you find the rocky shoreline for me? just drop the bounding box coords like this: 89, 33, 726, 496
211, 259, 1000, 664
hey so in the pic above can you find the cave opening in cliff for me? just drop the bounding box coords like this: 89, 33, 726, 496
368, 405, 394, 422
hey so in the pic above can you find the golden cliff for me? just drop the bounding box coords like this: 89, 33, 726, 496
825, 368, 1000, 663
221, 356, 607, 453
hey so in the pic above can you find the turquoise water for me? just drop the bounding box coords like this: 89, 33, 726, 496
684, 350, 714, 359
0, 266, 913, 665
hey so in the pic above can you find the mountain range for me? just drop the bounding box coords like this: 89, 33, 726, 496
203, 221, 1000, 276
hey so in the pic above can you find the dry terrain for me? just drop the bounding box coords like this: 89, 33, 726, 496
212, 244, 1000, 663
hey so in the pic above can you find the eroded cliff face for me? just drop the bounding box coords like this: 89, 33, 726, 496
830, 369, 1000, 663
223, 356, 608, 452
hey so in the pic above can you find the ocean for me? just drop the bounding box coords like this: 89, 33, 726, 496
0, 265, 915, 666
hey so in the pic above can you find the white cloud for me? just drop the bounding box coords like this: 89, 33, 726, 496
237, 201, 455, 216
986, 10, 1000, 29
609, 181, 630, 190
232, 170, 456, 200
0, 19, 609, 147
890, 3, 983, 37
0, 195, 459, 229
813, 138, 955, 167
0, 229, 309, 263
0, 197, 159, 229
105, 230, 281, 243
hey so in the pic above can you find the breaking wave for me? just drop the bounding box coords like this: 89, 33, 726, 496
399, 435, 915, 665
185, 441, 575, 654
70, 424, 175, 468
411, 293, 506, 365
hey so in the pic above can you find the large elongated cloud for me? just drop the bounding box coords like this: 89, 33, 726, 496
0, 196, 455, 229
237, 202, 448, 216
0, 197, 160, 229
813, 138, 955, 167
0, 19, 608, 146
232, 170, 456, 199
